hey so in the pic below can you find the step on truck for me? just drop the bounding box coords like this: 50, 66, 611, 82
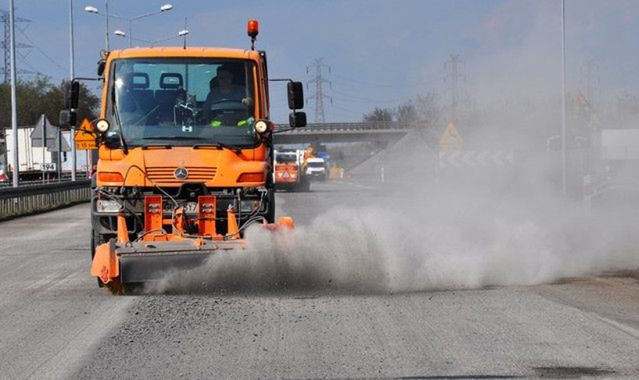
59, 20, 307, 294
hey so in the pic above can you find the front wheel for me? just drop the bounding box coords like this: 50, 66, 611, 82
91, 229, 107, 288
301, 177, 311, 192
91, 229, 99, 259
91, 230, 110, 258
265, 189, 276, 223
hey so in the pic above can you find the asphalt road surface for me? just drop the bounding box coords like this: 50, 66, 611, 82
1, 181, 638, 379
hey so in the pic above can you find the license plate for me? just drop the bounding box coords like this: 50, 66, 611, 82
184, 202, 198, 213
163, 202, 199, 213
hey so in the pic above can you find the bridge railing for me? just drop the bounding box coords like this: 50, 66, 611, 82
0, 180, 91, 220
275, 121, 413, 132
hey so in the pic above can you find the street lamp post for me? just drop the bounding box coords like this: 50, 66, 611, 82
83, 4, 108, 51
84, 3, 173, 48
179, 29, 189, 49
561, 0, 567, 196
9, 0, 18, 187
114, 29, 189, 47
69, 0, 76, 181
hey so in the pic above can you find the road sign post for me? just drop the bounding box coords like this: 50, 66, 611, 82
42, 116, 46, 183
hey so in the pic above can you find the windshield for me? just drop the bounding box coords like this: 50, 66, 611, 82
276, 153, 297, 163
108, 58, 258, 147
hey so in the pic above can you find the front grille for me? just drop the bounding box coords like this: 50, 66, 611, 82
146, 166, 217, 183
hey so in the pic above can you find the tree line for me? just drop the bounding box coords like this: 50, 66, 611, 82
362, 91, 443, 132
0, 76, 99, 129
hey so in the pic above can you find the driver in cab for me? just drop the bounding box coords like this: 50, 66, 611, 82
202, 65, 252, 126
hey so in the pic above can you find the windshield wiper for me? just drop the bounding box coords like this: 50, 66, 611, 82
193, 142, 242, 152
141, 137, 242, 153
141, 144, 173, 150
142, 136, 208, 140
194, 142, 245, 155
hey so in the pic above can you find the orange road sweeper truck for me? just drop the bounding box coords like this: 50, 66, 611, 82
59, 20, 307, 293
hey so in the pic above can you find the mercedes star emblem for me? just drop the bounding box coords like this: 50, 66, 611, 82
174, 167, 189, 180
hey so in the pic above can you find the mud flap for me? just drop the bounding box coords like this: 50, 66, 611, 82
90, 240, 120, 284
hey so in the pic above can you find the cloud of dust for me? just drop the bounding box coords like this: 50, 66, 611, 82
147, 2, 639, 295
148, 162, 639, 294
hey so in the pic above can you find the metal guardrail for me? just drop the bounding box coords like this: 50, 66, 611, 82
275, 122, 413, 133
0, 171, 90, 188
0, 180, 91, 220
274, 122, 412, 144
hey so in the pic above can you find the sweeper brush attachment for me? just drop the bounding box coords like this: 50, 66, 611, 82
91, 239, 250, 294
90, 206, 294, 295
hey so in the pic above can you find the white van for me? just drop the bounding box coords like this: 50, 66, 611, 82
305, 157, 327, 180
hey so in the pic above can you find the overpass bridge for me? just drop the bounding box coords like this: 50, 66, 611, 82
273, 122, 411, 145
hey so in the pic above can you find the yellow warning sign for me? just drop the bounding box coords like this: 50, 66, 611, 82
439, 122, 463, 151
74, 118, 97, 150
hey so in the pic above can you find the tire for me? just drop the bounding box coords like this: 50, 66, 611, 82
91, 229, 99, 259
301, 177, 311, 192
91, 229, 107, 288
265, 189, 276, 223
91, 229, 110, 258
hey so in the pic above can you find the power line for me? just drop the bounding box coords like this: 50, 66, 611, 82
330, 88, 400, 104
17, 27, 66, 73
331, 72, 440, 90
330, 72, 394, 88
16, 50, 41, 76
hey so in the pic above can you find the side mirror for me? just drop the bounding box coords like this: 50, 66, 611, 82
287, 81, 304, 110
289, 111, 307, 129
66, 81, 80, 109
97, 59, 106, 76
59, 109, 77, 128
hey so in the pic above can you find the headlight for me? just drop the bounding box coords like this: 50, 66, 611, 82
96, 119, 110, 133
255, 120, 269, 134
96, 199, 121, 213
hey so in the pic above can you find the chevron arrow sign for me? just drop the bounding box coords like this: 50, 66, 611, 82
439, 151, 514, 169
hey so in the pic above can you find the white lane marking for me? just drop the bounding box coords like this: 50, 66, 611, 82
593, 314, 639, 340
26, 297, 134, 380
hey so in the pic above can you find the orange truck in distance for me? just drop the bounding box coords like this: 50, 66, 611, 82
59, 20, 307, 293
273, 149, 310, 192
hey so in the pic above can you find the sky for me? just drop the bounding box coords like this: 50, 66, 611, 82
5, 0, 639, 123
